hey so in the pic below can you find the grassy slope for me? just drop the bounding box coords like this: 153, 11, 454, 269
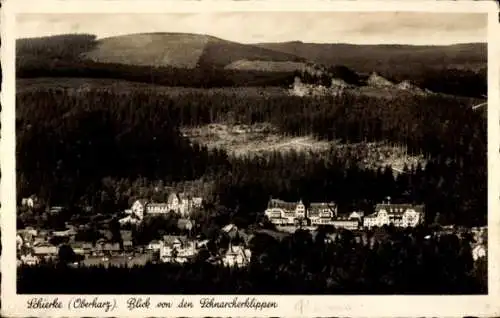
81, 32, 305, 69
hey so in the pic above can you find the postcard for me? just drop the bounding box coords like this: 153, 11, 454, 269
1, 0, 499, 317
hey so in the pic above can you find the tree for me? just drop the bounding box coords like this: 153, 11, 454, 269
58, 244, 78, 264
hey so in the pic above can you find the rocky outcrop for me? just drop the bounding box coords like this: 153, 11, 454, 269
289, 76, 345, 97
367, 72, 394, 88
396, 80, 428, 95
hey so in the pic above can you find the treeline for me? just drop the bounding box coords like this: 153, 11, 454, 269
16, 34, 98, 63
17, 227, 487, 294
17, 59, 486, 97
17, 60, 297, 88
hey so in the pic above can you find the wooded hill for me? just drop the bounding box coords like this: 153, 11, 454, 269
16, 33, 487, 97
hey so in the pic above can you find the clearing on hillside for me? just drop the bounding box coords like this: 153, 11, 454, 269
82, 32, 304, 69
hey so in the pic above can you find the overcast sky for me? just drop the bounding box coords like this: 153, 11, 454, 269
16, 12, 487, 45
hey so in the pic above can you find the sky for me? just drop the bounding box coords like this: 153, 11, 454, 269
16, 12, 487, 45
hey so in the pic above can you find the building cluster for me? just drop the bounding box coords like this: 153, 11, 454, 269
16, 221, 252, 268
264, 198, 425, 230
119, 193, 203, 225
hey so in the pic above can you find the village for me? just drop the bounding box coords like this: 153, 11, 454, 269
16, 193, 488, 270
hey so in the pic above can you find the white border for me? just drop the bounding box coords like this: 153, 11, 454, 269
2, 1, 499, 317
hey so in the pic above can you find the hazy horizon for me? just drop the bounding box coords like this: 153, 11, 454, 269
16, 12, 487, 45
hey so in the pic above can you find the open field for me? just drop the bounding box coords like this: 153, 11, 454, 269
181, 123, 330, 157
181, 123, 427, 172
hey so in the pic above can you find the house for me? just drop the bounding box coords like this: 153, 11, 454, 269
264, 198, 306, 225
177, 218, 194, 232
222, 245, 251, 267
191, 197, 203, 208
308, 202, 336, 226
166, 192, 196, 217
196, 239, 210, 249
119, 214, 142, 225
81, 243, 94, 255
123, 240, 134, 251
159, 237, 196, 263
130, 199, 147, 219
32, 243, 58, 258
16, 234, 24, 250
21, 195, 37, 208
348, 211, 364, 221
145, 203, 170, 215
472, 244, 487, 261
71, 243, 85, 255
127, 194, 202, 220
147, 240, 164, 251
49, 206, 65, 214
52, 229, 77, 237
221, 223, 238, 235
20, 253, 40, 266
330, 217, 359, 231
103, 242, 121, 255
167, 193, 181, 212
363, 202, 425, 229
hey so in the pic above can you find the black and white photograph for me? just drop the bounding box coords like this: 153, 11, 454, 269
2, 1, 498, 314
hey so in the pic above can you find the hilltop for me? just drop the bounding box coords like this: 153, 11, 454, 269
254, 42, 487, 72
18, 33, 305, 70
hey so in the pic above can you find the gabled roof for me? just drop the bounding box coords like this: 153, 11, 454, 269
163, 235, 188, 245
375, 203, 424, 215
222, 224, 238, 233
133, 199, 148, 206
167, 193, 180, 203
267, 199, 299, 210
309, 202, 336, 209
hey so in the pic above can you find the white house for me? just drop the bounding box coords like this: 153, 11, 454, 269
20, 253, 40, 266
331, 218, 359, 231
264, 198, 306, 225
363, 203, 425, 229
159, 238, 196, 263
32, 243, 58, 259
147, 240, 164, 251
472, 244, 487, 261
21, 196, 36, 208
146, 203, 170, 215
222, 245, 251, 267
131, 199, 147, 219
308, 202, 336, 226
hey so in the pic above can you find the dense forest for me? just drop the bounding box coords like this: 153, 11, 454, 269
17, 89, 486, 226
18, 226, 487, 294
